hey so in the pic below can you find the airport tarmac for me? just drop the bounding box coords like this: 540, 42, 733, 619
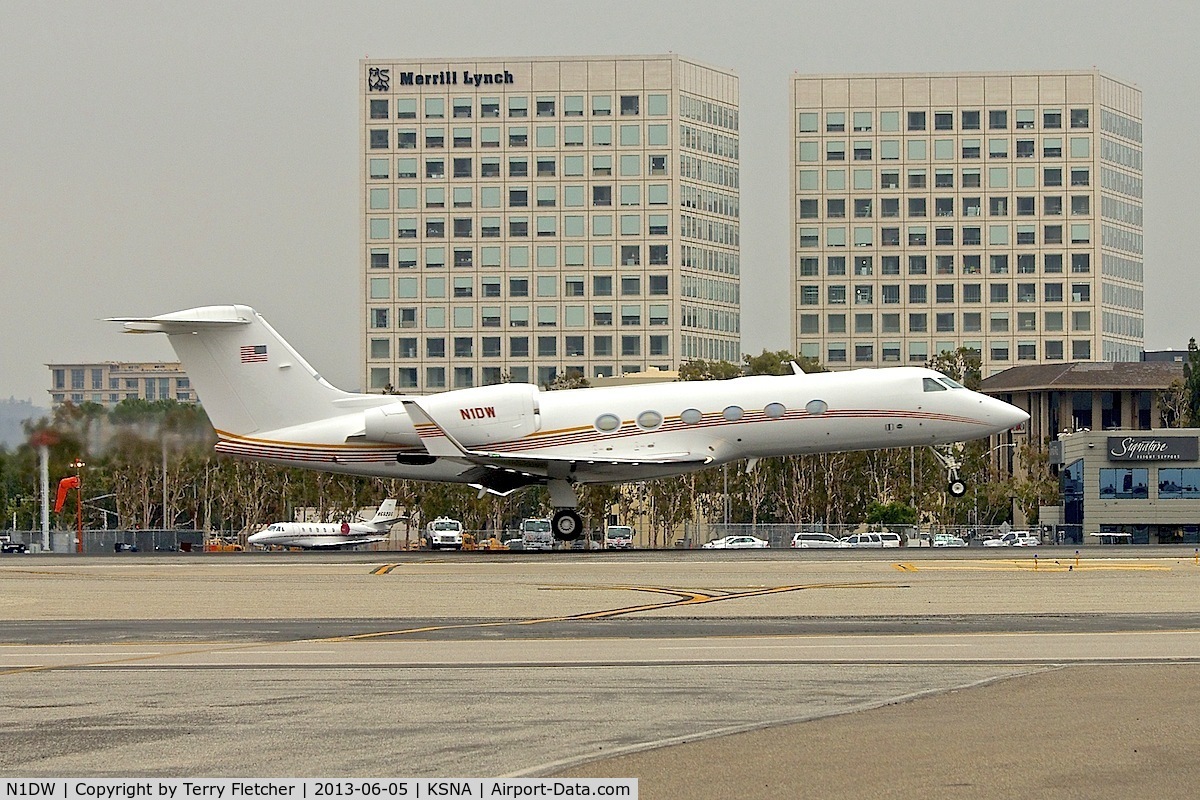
2, 549, 1200, 798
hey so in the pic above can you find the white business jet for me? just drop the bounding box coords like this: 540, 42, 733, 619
247, 499, 401, 550
111, 305, 1028, 541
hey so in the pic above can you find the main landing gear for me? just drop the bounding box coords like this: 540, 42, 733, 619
929, 445, 968, 497
549, 479, 583, 541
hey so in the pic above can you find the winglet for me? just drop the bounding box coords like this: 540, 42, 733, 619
401, 400, 473, 459
789, 361, 807, 375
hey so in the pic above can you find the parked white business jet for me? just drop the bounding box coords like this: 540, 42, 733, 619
248, 499, 401, 549
111, 305, 1028, 540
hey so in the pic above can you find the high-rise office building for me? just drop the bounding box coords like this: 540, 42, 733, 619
361, 55, 740, 393
790, 71, 1142, 375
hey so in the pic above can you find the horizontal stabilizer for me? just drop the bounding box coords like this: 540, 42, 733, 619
108, 305, 254, 334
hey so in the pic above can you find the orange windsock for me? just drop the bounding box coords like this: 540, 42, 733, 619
54, 475, 80, 512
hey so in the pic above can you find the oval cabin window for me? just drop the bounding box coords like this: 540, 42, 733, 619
637, 410, 663, 430
595, 413, 622, 432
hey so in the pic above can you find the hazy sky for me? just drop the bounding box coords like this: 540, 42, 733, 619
2, 0, 1193, 405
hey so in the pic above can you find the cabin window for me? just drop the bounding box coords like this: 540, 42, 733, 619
637, 410, 663, 430
723, 406, 743, 421
680, 408, 703, 424
764, 403, 786, 419
594, 413, 622, 432
805, 399, 828, 415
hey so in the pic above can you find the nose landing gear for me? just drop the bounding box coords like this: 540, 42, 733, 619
929, 445, 968, 497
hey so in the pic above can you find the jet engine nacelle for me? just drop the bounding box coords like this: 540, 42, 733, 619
422, 383, 541, 446
361, 402, 420, 446
361, 383, 542, 448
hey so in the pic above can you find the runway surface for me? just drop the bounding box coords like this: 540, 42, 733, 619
2, 549, 1200, 797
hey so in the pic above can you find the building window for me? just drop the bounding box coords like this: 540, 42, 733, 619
1099, 468, 1149, 499
1159, 469, 1200, 499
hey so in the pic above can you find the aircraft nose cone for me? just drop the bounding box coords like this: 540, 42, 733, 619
986, 397, 1029, 431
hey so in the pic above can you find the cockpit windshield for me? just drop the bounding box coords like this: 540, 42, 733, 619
923, 374, 966, 392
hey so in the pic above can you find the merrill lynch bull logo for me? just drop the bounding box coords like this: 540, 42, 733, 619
1107, 436, 1199, 461
461, 407, 497, 420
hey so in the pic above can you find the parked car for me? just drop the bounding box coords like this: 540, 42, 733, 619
114, 542, 138, 552
1, 539, 29, 554
878, 532, 902, 548
842, 533, 883, 548
982, 531, 1039, 547
790, 532, 849, 549
702, 535, 770, 549
933, 533, 968, 547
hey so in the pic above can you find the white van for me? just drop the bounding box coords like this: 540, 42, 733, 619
790, 532, 849, 549
879, 532, 902, 548
842, 533, 883, 548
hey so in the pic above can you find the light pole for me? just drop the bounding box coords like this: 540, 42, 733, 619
69, 458, 85, 553
84, 494, 117, 529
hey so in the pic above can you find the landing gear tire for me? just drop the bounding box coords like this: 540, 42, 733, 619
948, 480, 967, 498
551, 509, 583, 541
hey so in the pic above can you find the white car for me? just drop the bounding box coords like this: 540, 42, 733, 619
842, 533, 883, 548
790, 532, 850, 549
702, 535, 770, 549
982, 531, 1039, 547
933, 534, 968, 547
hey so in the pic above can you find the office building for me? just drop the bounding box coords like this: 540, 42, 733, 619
791, 71, 1143, 375
48, 362, 194, 407
361, 55, 740, 393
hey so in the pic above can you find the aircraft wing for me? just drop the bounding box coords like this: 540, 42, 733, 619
400, 399, 712, 494
288, 536, 388, 550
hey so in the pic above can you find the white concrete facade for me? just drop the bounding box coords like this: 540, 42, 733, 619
361, 55, 740, 393
790, 71, 1143, 376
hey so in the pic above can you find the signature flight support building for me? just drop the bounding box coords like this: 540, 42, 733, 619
981, 361, 1200, 544
360, 55, 740, 394
1056, 430, 1200, 544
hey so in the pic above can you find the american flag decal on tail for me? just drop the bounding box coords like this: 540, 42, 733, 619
240, 344, 268, 363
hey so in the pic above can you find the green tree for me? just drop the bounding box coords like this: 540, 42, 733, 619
546, 371, 591, 391
1182, 338, 1200, 426
742, 349, 823, 376
865, 501, 918, 526
678, 359, 742, 381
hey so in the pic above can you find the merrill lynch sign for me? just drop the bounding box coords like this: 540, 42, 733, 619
1106, 436, 1200, 462
367, 67, 515, 91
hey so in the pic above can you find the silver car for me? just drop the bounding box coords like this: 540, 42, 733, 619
702, 535, 770, 549
790, 532, 850, 549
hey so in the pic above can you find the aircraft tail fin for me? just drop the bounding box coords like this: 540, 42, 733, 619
367, 499, 401, 528
108, 305, 353, 436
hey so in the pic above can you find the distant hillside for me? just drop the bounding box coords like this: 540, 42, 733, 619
0, 397, 49, 449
